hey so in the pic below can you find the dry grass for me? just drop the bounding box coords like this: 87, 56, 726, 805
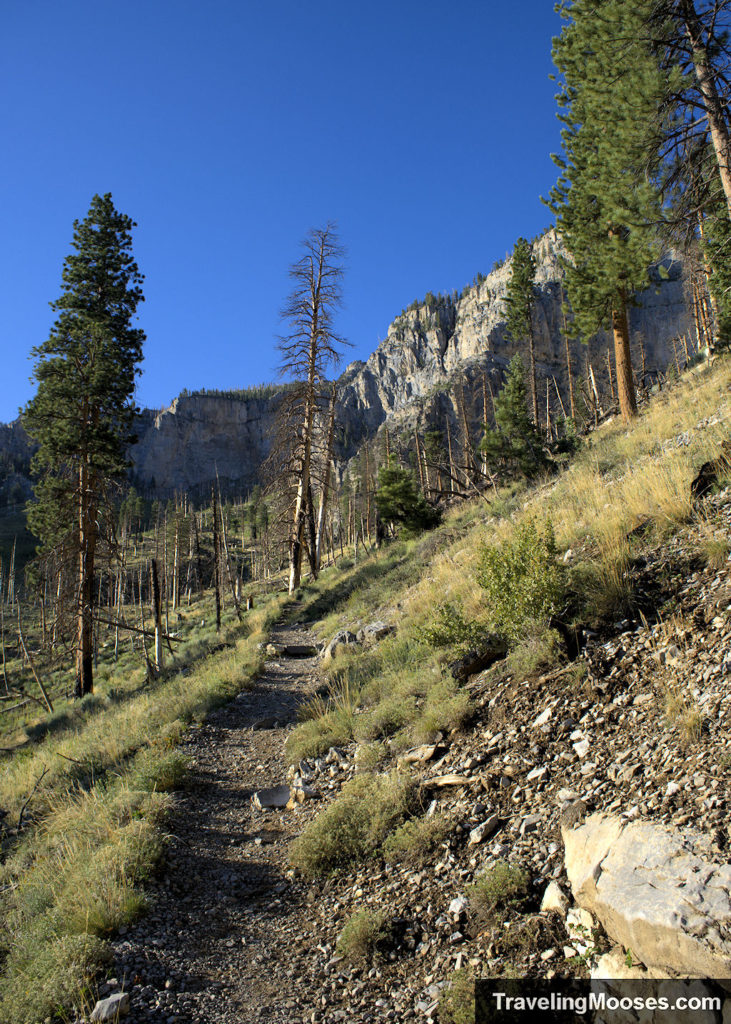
289, 772, 417, 876
0, 593, 283, 1024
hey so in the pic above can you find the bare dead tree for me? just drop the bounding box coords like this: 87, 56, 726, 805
275, 224, 348, 593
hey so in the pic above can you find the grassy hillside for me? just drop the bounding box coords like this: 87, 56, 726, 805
287, 358, 730, 778
0, 355, 729, 1022
0, 588, 285, 1023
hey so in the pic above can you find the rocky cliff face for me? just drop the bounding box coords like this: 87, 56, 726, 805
131, 392, 284, 497
335, 229, 691, 453
1, 230, 694, 498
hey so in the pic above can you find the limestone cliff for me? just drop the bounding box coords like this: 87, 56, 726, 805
335, 229, 690, 452
0, 230, 694, 498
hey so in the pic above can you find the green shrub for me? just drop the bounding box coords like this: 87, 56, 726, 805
506, 629, 562, 678
438, 967, 475, 1024
468, 860, 529, 925
419, 602, 486, 651
354, 740, 387, 772
571, 545, 635, 621
354, 694, 416, 741
285, 706, 356, 763
131, 748, 189, 792
290, 773, 417, 876
476, 520, 565, 644
336, 909, 391, 961
382, 813, 450, 866
410, 679, 470, 744
0, 932, 111, 1024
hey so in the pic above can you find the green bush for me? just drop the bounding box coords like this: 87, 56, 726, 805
382, 813, 450, 866
438, 967, 475, 1024
0, 932, 111, 1024
506, 629, 562, 678
354, 694, 416, 741
476, 520, 565, 644
419, 602, 486, 651
290, 773, 417, 876
467, 860, 529, 925
410, 679, 470, 744
131, 748, 190, 792
336, 909, 391, 961
376, 461, 441, 534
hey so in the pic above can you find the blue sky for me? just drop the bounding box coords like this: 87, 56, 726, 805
0, 1, 562, 423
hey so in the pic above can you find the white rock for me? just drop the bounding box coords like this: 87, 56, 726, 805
572, 739, 591, 759
90, 993, 130, 1022
540, 881, 568, 915
532, 707, 553, 729
252, 784, 291, 810
563, 812, 731, 979
448, 896, 469, 918
468, 814, 501, 846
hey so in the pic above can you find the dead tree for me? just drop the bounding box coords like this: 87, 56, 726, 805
276, 224, 347, 593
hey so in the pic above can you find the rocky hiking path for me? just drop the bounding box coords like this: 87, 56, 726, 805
106, 613, 329, 1024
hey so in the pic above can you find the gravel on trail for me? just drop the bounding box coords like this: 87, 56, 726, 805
107, 614, 332, 1024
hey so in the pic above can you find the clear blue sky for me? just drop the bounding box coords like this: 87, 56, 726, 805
0, 0, 562, 423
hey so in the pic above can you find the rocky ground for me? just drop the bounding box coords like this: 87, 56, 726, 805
101, 615, 327, 1024
89, 490, 731, 1024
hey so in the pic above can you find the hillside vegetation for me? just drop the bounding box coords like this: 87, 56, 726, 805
0, 356, 729, 1022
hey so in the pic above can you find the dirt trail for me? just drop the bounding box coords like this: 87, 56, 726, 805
109, 613, 327, 1024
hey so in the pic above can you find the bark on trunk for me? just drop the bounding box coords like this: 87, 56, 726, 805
315, 387, 337, 571
680, 0, 731, 219
212, 486, 221, 632
562, 299, 576, 420
151, 558, 164, 673
528, 319, 539, 426
611, 294, 638, 421
75, 456, 96, 697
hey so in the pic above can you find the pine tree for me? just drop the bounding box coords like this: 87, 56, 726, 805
701, 179, 731, 346
23, 194, 145, 696
548, 0, 670, 421
375, 461, 440, 534
504, 238, 539, 424
479, 354, 548, 480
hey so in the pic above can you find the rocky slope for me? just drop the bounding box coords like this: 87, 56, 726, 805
1, 230, 693, 499
89, 483, 731, 1024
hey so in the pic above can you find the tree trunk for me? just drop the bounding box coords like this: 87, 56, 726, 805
218, 480, 242, 621
679, 0, 731, 220
697, 212, 721, 354
211, 486, 221, 632
151, 558, 164, 673
528, 318, 539, 426
1, 603, 8, 694
606, 349, 616, 402
305, 481, 319, 579
75, 457, 96, 697
446, 417, 455, 493
315, 386, 337, 570
171, 517, 179, 611
611, 294, 638, 421
562, 298, 576, 420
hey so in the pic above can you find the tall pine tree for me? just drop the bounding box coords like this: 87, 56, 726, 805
24, 194, 145, 696
548, 0, 670, 421
504, 237, 539, 424
479, 354, 548, 480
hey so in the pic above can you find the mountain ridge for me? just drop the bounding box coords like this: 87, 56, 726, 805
0, 229, 693, 502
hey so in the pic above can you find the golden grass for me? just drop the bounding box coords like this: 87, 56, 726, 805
0, 592, 284, 1024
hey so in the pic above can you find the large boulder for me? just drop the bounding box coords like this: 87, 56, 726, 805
356, 621, 396, 643
322, 630, 359, 663
563, 813, 731, 979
